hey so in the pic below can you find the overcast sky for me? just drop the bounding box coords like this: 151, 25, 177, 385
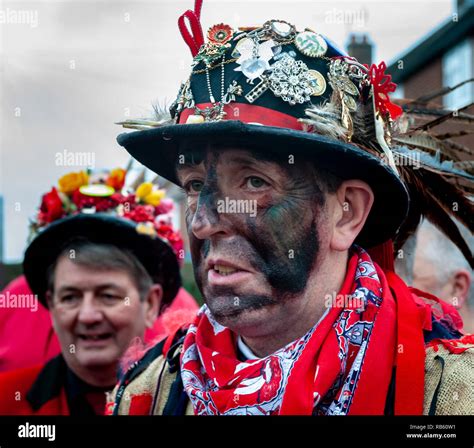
0, 0, 453, 262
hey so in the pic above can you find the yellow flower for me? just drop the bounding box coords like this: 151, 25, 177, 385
136, 182, 153, 199
136, 182, 165, 206
58, 171, 89, 195
144, 189, 165, 206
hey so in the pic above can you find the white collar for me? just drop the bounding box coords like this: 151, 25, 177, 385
237, 336, 260, 360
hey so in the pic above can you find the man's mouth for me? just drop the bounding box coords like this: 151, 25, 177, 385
77, 333, 113, 343
213, 264, 239, 276
207, 259, 253, 285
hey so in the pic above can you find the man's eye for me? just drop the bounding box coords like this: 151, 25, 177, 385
101, 293, 120, 302
185, 180, 204, 194
59, 295, 79, 304
246, 176, 268, 189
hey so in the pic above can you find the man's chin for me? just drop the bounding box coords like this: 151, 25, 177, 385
205, 293, 278, 329
73, 348, 119, 369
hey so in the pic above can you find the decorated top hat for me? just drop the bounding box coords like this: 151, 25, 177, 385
23, 167, 183, 308
115, 0, 473, 260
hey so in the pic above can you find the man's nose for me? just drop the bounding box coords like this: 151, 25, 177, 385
77, 294, 103, 325
190, 190, 229, 240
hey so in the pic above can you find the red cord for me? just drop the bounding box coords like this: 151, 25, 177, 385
178, 0, 205, 57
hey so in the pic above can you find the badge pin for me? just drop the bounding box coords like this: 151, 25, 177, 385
295, 31, 328, 58
307, 70, 327, 96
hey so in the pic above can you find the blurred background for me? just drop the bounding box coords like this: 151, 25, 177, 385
0, 0, 473, 299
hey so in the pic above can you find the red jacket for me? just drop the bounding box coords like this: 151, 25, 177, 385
0, 275, 199, 372
0, 354, 113, 415
0, 359, 69, 415
0, 276, 60, 372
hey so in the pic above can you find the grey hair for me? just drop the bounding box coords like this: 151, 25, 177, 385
415, 219, 473, 306
47, 240, 153, 302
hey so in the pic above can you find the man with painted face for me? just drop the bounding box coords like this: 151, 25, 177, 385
107, 7, 474, 416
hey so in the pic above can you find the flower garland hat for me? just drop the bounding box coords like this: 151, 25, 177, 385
23, 165, 183, 308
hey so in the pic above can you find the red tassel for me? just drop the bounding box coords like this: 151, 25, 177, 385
386, 271, 426, 415
178, 0, 205, 57
367, 240, 395, 272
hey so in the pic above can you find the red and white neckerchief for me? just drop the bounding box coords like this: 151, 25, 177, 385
180, 246, 398, 415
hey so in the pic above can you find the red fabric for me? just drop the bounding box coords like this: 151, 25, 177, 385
386, 272, 426, 415
181, 247, 397, 415
367, 240, 395, 272
427, 334, 474, 354
0, 364, 69, 415
129, 393, 153, 415
0, 275, 197, 372
179, 103, 304, 130
0, 276, 61, 372
409, 287, 464, 333
144, 288, 199, 343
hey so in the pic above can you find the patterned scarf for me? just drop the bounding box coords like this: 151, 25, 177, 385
180, 247, 397, 415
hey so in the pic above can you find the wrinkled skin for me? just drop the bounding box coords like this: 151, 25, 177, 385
176, 147, 342, 355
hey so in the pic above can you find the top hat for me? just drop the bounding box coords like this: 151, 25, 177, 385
116, 7, 413, 248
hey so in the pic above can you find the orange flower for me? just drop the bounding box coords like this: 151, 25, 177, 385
58, 171, 89, 195
207, 24, 233, 45
106, 168, 126, 191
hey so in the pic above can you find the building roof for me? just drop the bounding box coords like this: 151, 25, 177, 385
387, 5, 474, 83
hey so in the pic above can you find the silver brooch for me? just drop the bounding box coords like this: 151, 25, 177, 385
268, 54, 320, 105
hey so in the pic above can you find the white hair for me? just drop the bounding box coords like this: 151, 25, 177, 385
415, 219, 473, 305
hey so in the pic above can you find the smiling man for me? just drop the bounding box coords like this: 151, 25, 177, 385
0, 170, 186, 415
107, 11, 473, 416
45, 241, 162, 392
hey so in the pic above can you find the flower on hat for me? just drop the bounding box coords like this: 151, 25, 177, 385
207, 24, 233, 45
106, 168, 126, 191
38, 187, 64, 223
366, 61, 403, 120
58, 171, 89, 195
30, 168, 185, 261
135, 182, 166, 206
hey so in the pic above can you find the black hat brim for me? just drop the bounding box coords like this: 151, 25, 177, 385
23, 214, 181, 308
117, 120, 409, 248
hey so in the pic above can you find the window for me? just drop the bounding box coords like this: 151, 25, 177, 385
442, 38, 474, 109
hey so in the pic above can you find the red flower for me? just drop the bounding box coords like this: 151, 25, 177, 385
365, 61, 403, 119
71, 190, 120, 212
207, 23, 233, 45
155, 198, 174, 216
39, 187, 64, 223
155, 223, 184, 261
123, 204, 155, 223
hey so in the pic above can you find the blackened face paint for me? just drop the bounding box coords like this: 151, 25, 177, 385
177, 147, 327, 324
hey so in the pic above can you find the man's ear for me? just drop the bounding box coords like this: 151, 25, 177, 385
450, 269, 471, 309
330, 179, 374, 251
144, 284, 163, 328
